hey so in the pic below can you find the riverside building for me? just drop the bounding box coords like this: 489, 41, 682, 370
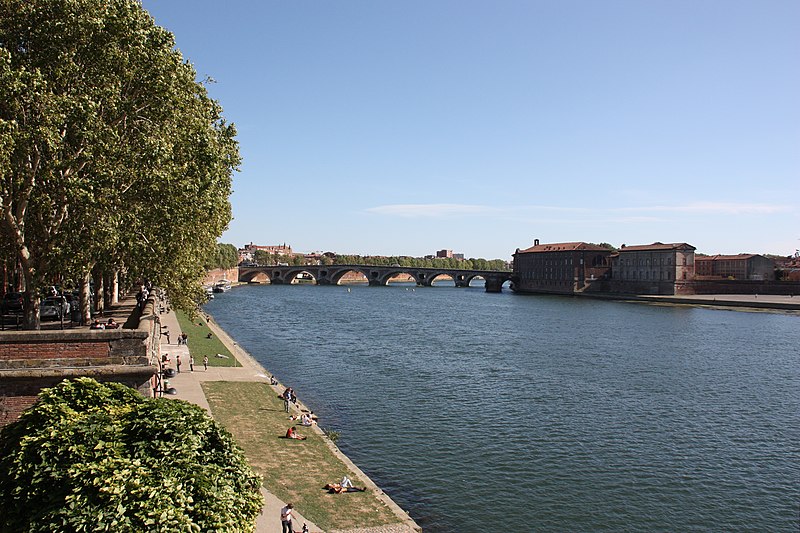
512, 240, 613, 294
694, 254, 775, 281
609, 242, 696, 295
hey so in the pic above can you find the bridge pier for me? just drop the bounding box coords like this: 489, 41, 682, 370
484, 277, 504, 293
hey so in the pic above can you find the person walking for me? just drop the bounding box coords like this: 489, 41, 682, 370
203, 355, 208, 371
176, 354, 181, 373
280, 503, 293, 533
189, 356, 194, 372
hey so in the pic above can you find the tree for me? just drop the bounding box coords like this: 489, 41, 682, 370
0, 378, 263, 532
0, 0, 238, 328
205, 243, 240, 270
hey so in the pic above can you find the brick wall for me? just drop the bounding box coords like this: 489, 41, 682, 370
687, 280, 800, 295
203, 267, 239, 284
0, 296, 160, 426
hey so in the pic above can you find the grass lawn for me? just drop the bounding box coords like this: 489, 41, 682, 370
175, 309, 240, 367
202, 381, 402, 530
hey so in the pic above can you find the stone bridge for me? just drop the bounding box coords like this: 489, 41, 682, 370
238, 264, 515, 292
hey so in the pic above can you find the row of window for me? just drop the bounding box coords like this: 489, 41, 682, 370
613, 270, 673, 281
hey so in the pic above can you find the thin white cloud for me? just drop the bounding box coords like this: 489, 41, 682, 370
367, 201, 791, 219
615, 202, 791, 215
366, 203, 496, 217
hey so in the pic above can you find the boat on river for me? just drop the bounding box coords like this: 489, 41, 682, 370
212, 280, 232, 293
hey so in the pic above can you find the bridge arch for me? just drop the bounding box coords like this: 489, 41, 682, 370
330, 268, 371, 285
464, 274, 486, 287
429, 272, 456, 286
378, 270, 421, 286
281, 269, 318, 284
239, 269, 272, 283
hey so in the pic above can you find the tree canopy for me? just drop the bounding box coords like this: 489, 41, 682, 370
250, 252, 511, 271
0, 0, 238, 327
0, 378, 263, 532
205, 243, 239, 270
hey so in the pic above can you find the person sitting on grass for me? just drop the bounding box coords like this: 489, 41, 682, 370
285, 426, 306, 440
300, 413, 313, 426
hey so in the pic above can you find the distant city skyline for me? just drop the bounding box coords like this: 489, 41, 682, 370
142, 1, 799, 260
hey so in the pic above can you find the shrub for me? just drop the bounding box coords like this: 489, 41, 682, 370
0, 378, 263, 532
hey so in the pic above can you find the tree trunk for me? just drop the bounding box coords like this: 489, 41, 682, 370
80, 271, 92, 325
110, 270, 119, 305
22, 289, 40, 330
93, 267, 104, 315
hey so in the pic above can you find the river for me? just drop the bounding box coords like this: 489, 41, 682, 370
204, 282, 799, 532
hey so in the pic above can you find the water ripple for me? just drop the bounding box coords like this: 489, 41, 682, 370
206, 285, 800, 532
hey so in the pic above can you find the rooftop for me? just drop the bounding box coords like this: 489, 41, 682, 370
518, 241, 612, 253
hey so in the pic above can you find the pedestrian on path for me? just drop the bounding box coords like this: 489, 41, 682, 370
203, 355, 208, 371
280, 503, 293, 533
189, 356, 194, 372
176, 354, 181, 373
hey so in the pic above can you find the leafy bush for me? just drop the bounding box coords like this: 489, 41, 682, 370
0, 378, 263, 532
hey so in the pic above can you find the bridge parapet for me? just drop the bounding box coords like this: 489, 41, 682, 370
238, 265, 514, 292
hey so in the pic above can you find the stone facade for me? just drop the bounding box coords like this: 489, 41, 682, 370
695, 254, 775, 280
512, 240, 613, 294
0, 298, 160, 426
609, 242, 696, 295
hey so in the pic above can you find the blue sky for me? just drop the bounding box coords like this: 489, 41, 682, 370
142, 1, 799, 260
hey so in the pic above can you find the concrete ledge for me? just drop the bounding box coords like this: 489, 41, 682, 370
0, 365, 156, 380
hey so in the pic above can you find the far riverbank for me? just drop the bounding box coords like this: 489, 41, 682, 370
578, 292, 800, 313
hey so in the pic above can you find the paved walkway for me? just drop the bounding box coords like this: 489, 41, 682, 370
156, 307, 322, 533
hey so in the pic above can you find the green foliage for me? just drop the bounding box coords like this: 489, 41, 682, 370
322, 428, 341, 445
329, 254, 510, 271
0, 378, 262, 532
0, 0, 238, 327
205, 243, 239, 270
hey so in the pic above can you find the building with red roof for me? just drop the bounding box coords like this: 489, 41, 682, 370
512, 239, 613, 294
609, 242, 696, 294
695, 254, 775, 280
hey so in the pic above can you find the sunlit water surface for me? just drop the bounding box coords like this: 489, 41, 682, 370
205, 283, 800, 532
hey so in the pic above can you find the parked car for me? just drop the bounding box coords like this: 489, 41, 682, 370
2, 292, 24, 313
40, 297, 63, 320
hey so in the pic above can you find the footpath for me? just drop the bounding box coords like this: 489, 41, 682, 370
156, 305, 419, 533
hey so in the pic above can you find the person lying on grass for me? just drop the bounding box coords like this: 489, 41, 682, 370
324, 483, 366, 494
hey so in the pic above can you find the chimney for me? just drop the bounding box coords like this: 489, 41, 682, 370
534, 239, 540, 246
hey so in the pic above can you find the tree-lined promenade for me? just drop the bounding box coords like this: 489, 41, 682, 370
1, 0, 238, 329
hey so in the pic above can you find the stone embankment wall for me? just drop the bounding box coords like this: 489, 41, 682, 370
688, 280, 800, 295
0, 297, 160, 427
204, 267, 239, 285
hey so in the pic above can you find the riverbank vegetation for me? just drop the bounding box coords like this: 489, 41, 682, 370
0, 0, 238, 329
205, 243, 240, 270
175, 309, 240, 368
253, 250, 510, 271
202, 381, 404, 530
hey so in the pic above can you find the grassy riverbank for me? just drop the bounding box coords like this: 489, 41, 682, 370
202, 381, 402, 530
174, 310, 240, 367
